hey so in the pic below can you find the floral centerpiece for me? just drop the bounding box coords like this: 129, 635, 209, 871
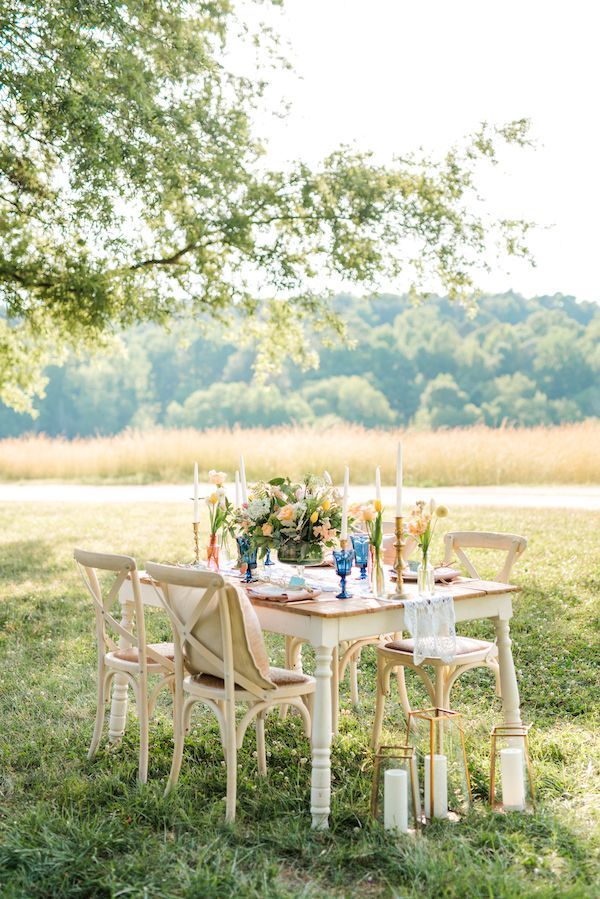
236, 474, 344, 567
407, 499, 449, 595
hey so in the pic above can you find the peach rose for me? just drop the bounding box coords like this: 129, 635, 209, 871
262, 522, 273, 536
208, 469, 227, 487
277, 504, 295, 522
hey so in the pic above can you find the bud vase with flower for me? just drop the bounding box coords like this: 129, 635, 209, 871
357, 498, 385, 597
408, 500, 449, 597
206, 470, 233, 573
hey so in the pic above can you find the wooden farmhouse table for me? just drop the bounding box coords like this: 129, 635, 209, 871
113, 572, 522, 829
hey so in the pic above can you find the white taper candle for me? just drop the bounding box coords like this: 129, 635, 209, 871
395, 442, 403, 516
424, 754, 448, 819
340, 466, 350, 541
384, 769, 409, 832
375, 466, 381, 504
239, 455, 248, 504
234, 470, 241, 508
500, 748, 526, 811
193, 462, 200, 523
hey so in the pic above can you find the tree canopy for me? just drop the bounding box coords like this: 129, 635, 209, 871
1, 0, 534, 412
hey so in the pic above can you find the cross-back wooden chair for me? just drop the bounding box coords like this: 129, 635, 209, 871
371, 531, 527, 748
74, 549, 175, 783
145, 562, 315, 822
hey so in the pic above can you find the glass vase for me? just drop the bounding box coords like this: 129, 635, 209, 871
207, 533, 219, 572
370, 544, 386, 598
417, 553, 435, 597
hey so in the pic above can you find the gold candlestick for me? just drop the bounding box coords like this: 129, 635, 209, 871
192, 521, 200, 565
393, 515, 409, 597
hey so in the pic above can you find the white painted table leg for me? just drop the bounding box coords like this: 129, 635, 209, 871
108, 598, 133, 742
494, 617, 523, 728
311, 645, 334, 829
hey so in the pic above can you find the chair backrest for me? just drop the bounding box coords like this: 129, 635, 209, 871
442, 531, 527, 583
145, 562, 274, 698
74, 548, 159, 675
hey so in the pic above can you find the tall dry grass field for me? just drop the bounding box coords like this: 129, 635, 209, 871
0, 422, 598, 484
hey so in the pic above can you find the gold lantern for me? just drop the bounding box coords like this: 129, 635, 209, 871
371, 744, 420, 833
490, 724, 535, 813
406, 708, 472, 822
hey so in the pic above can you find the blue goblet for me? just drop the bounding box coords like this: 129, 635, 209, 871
351, 533, 369, 580
264, 548, 275, 566
333, 547, 354, 599
236, 535, 258, 583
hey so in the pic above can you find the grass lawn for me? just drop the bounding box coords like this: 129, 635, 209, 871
0, 502, 599, 898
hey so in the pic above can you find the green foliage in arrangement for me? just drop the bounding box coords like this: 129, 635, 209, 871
0, 1, 534, 411
0, 502, 598, 897
1, 291, 598, 436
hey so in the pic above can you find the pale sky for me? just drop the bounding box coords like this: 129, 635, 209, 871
244, 0, 600, 302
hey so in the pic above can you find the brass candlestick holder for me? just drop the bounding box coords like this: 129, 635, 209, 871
392, 515, 409, 598
192, 521, 200, 565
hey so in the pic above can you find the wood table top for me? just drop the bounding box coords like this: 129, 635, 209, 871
138, 569, 519, 620
247, 577, 519, 618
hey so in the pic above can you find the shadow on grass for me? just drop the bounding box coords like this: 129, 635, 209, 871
0, 539, 56, 585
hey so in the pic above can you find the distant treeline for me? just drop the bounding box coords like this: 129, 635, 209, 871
1, 291, 598, 437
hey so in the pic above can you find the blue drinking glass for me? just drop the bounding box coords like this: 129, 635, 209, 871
351, 533, 369, 580
333, 547, 354, 599
264, 547, 275, 566
236, 535, 258, 583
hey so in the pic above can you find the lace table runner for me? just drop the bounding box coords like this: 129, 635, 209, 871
402, 594, 457, 665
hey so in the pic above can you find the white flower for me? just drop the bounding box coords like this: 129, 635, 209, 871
247, 497, 270, 521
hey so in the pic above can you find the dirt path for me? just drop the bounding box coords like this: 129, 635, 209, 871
1, 483, 598, 510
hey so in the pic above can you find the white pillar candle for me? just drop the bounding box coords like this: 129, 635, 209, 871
500, 747, 526, 811
424, 754, 448, 819
239, 455, 248, 504
375, 466, 381, 504
340, 466, 350, 541
384, 769, 408, 833
234, 470, 241, 508
193, 462, 200, 523
395, 442, 403, 516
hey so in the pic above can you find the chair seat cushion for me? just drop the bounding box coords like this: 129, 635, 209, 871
113, 642, 174, 664
190, 666, 313, 691
384, 636, 493, 656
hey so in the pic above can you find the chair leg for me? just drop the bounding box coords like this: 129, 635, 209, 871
256, 710, 267, 776
371, 655, 391, 749
88, 666, 111, 760
137, 678, 150, 784
280, 637, 303, 720
394, 666, 412, 719
349, 648, 360, 706
224, 700, 237, 823
165, 693, 188, 795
